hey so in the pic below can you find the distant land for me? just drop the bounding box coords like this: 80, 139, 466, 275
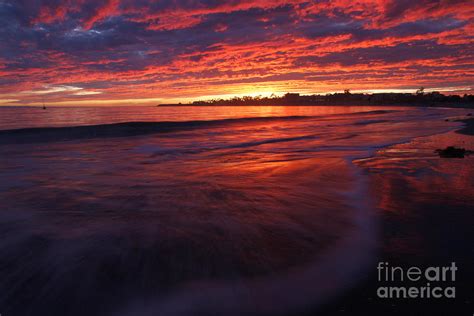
159, 89, 474, 108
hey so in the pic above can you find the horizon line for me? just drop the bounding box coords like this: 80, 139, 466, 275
1, 87, 473, 107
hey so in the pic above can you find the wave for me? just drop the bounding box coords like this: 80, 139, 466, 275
117, 162, 377, 316
352, 119, 390, 126
343, 110, 396, 116
0, 110, 399, 145
0, 116, 309, 145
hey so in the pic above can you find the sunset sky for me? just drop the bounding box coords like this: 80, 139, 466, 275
0, 0, 473, 106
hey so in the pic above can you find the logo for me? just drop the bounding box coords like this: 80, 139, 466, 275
376, 262, 457, 299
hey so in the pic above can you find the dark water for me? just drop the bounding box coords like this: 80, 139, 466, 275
0, 106, 470, 316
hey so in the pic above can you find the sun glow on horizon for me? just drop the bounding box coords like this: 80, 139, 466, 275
1, 84, 473, 107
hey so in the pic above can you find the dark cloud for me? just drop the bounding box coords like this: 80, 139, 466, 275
294, 40, 468, 67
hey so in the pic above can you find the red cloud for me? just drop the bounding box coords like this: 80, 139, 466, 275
82, 0, 121, 29
1, 0, 472, 105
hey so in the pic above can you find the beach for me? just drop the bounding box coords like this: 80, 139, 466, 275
318, 117, 474, 315
0, 106, 473, 316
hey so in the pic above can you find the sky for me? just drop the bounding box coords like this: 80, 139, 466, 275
0, 0, 473, 106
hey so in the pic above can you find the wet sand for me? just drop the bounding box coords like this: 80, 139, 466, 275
316, 116, 474, 315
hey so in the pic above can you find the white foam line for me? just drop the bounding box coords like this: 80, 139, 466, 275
118, 163, 377, 316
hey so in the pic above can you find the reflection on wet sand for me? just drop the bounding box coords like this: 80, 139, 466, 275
343, 127, 474, 315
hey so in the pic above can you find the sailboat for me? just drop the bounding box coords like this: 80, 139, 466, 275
42, 97, 47, 110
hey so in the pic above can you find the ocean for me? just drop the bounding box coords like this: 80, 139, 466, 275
0, 105, 472, 316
